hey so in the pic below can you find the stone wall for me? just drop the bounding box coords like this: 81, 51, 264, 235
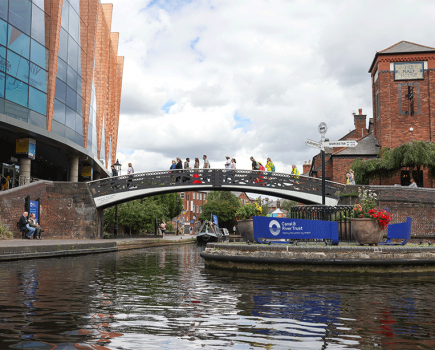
0, 181, 102, 239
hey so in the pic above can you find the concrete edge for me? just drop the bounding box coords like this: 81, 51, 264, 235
0, 247, 118, 261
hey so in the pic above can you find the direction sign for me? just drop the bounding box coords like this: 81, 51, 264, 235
305, 139, 322, 149
324, 140, 358, 148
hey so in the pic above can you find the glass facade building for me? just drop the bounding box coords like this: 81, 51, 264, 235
0, 0, 123, 182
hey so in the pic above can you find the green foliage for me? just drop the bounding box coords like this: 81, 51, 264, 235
103, 193, 183, 234
199, 191, 241, 230
235, 204, 257, 220
351, 141, 435, 184
280, 199, 298, 212
0, 222, 12, 240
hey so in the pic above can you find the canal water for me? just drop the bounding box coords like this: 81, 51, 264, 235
0, 244, 434, 350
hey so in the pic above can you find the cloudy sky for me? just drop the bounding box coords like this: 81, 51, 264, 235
108, 0, 435, 175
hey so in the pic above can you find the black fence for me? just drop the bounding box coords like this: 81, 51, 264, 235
289, 205, 355, 242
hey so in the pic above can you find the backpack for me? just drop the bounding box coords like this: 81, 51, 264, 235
271, 164, 275, 172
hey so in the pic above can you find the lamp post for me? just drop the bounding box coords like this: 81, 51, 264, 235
113, 159, 122, 236
176, 196, 180, 235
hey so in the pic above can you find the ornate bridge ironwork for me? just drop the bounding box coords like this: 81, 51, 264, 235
87, 169, 344, 208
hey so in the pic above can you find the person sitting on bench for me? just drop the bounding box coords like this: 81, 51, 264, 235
28, 213, 42, 239
19, 211, 35, 239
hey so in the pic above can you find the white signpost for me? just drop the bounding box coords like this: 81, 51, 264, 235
305, 122, 358, 205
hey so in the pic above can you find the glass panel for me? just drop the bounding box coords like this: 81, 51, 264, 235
66, 65, 77, 90
66, 85, 77, 110
58, 28, 67, 62
75, 132, 83, 147
65, 105, 75, 130
76, 94, 82, 115
75, 113, 82, 134
30, 39, 46, 69
5, 76, 28, 107
33, 0, 44, 11
87, 123, 92, 141
5, 99, 28, 121
0, 0, 7, 21
67, 37, 78, 72
28, 110, 46, 129
7, 25, 30, 59
54, 78, 66, 103
9, 0, 31, 36
52, 120, 65, 138
53, 99, 65, 124
76, 72, 82, 96
7, 50, 29, 83
0, 18, 6, 46
68, 6, 79, 43
65, 126, 75, 143
57, 57, 67, 81
0, 71, 5, 98
69, 0, 80, 15
61, 0, 68, 30
0, 98, 4, 114
0, 45, 6, 73
31, 4, 44, 45
29, 63, 47, 92
29, 86, 46, 115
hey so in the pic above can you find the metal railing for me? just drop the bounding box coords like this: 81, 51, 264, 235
289, 205, 355, 241
87, 169, 344, 208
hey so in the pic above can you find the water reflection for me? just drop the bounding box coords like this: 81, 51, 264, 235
0, 245, 434, 349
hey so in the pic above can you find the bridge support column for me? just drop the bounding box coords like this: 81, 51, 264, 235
69, 155, 79, 182
19, 158, 31, 185
96, 207, 104, 238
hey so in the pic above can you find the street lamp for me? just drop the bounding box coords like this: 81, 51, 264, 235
113, 159, 122, 175
113, 160, 122, 236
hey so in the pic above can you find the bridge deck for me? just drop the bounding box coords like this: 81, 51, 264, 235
87, 169, 344, 208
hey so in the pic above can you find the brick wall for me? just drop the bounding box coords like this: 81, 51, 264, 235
340, 185, 435, 236
0, 181, 101, 239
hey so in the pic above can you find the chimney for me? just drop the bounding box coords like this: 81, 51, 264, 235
303, 160, 311, 174
354, 108, 367, 138
276, 200, 280, 209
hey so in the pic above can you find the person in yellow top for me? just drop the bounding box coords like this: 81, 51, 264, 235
266, 158, 275, 172
2, 175, 10, 190
291, 165, 299, 183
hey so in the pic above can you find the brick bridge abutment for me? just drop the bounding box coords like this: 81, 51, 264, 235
0, 181, 103, 239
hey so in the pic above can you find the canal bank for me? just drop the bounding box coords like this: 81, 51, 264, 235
201, 243, 435, 273
0, 235, 196, 261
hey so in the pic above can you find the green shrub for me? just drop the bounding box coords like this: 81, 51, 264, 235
0, 222, 13, 240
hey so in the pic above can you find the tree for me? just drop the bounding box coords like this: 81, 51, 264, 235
280, 199, 298, 212
199, 191, 241, 230
103, 193, 183, 235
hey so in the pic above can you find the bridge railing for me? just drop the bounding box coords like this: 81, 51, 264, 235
289, 205, 355, 241
87, 169, 344, 205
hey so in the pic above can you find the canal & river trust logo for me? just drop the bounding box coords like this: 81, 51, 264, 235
269, 220, 281, 236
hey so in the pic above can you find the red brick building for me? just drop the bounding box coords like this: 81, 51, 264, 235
308, 41, 435, 187
179, 191, 208, 228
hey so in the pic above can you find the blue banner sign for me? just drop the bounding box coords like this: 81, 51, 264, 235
253, 216, 339, 245
212, 214, 219, 228
29, 200, 39, 224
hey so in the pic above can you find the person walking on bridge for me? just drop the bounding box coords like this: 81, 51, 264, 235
184, 158, 190, 169
291, 164, 300, 183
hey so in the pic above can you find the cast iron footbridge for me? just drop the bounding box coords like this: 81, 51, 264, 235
87, 169, 344, 208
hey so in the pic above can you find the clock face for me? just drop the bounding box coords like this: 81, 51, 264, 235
318, 122, 327, 135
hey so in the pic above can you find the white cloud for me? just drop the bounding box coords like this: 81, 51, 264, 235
107, 0, 435, 176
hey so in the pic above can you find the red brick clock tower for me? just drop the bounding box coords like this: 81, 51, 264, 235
369, 41, 435, 149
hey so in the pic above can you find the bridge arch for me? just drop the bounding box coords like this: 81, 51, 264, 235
87, 169, 344, 209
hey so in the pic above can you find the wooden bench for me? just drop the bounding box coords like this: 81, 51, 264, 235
17, 222, 29, 239
379, 217, 412, 246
